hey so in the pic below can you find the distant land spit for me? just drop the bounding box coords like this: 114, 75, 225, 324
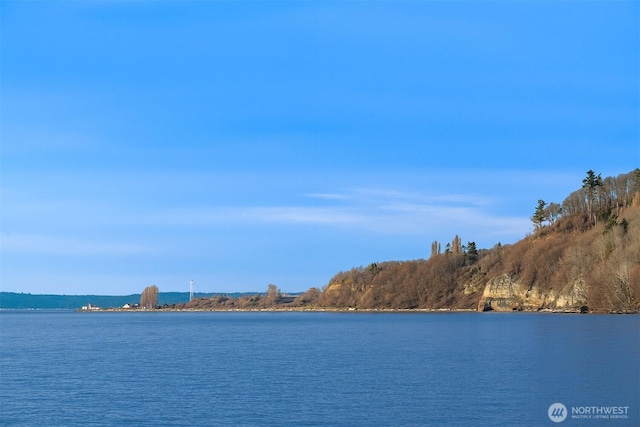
0, 292, 263, 310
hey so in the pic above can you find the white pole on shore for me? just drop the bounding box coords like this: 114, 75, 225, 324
190, 279, 194, 302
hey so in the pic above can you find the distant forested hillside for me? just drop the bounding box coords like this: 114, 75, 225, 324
0, 292, 251, 309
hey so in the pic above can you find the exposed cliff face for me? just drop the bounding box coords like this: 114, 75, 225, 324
313, 200, 638, 313
477, 274, 587, 312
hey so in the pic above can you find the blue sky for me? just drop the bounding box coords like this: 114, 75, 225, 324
1, 1, 638, 295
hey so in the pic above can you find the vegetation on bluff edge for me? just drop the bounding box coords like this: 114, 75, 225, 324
175, 169, 640, 314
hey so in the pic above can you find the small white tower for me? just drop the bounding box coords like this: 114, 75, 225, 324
190, 279, 194, 302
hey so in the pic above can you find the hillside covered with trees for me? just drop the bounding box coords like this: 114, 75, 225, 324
179, 169, 640, 313
0, 292, 255, 310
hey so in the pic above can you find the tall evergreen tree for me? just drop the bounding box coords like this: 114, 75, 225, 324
467, 241, 478, 264
582, 170, 602, 226
531, 199, 547, 231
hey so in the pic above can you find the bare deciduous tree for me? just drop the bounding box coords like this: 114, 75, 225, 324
141, 285, 159, 309
259, 284, 281, 307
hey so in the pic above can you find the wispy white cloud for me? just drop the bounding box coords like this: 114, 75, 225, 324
351, 187, 494, 207
366, 203, 530, 237
0, 234, 155, 255
134, 186, 530, 241
1, 171, 536, 258
139, 206, 364, 227
2, 128, 99, 154
242, 207, 363, 225
304, 193, 351, 201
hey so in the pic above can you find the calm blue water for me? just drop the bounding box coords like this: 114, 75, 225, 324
1, 311, 638, 426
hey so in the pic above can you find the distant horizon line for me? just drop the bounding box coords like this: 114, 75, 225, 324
0, 290, 303, 297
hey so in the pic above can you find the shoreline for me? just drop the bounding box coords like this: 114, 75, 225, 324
76, 307, 639, 314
